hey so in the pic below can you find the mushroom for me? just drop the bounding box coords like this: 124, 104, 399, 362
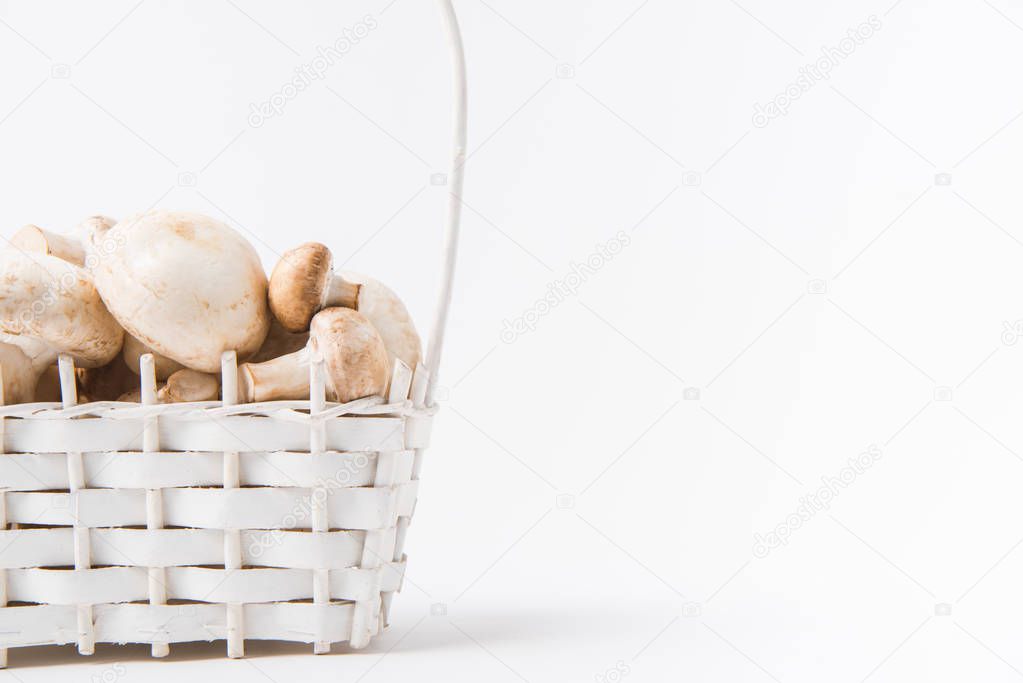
238, 308, 388, 403
9, 216, 117, 268
116, 370, 218, 404
122, 334, 184, 380
158, 368, 219, 403
84, 210, 271, 373
267, 243, 421, 371
10, 225, 86, 267
0, 342, 39, 404
0, 251, 123, 396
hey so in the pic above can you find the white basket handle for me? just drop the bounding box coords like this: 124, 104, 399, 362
424, 0, 466, 407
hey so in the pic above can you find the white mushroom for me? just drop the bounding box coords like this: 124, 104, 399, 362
157, 368, 220, 403
0, 251, 123, 395
0, 341, 40, 404
8, 216, 117, 268
122, 334, 184, 380
85, 210, 271, 373
10, 225, 86, 266
238, 307, 388, 403
268, 243, 421, 371
116, 370, 218, 404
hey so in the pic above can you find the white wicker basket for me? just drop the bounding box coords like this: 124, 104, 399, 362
0, 0, 465, 665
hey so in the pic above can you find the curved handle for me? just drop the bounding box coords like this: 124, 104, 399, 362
423, 0, 466, 406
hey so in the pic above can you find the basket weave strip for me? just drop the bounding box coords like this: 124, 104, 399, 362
1, 602, 376, 647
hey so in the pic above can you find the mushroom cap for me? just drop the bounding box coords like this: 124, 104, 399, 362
310, 307, 389, 403
268, 242, 333, 333
122, 334, 184, 380
87, 210, 271, 373
341, 270, 422, 371
160, 368, 219, 402
0, 251, 123, 368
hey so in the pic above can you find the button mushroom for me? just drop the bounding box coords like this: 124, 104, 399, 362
116, 369, 219, 403
0, 341, 39, 404
84, 210, 271, 373
10, 225, 86, 267
9, 216, 117, 268
238, 307, 388, 403
122, 334, 184, 381
267, 243, 421, 371
0, 251, 123, 391
158, 368, 219, 403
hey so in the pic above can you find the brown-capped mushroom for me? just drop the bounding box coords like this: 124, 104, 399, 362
85, 210, 270, 373
0, 251, 123, 388
267, 243, 421, 370
238, 307, 388, 403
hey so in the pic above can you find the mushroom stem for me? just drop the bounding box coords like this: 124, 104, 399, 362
239, 346, 312, 402
9, 226, 86, 267
323, 277, 360, 310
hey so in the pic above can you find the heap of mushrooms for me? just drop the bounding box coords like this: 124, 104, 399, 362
1, 211, 421, 408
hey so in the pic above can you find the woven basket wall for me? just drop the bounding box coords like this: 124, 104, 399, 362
0, 353, 434, 663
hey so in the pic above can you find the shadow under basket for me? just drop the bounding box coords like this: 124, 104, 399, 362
0, 0, 467, 665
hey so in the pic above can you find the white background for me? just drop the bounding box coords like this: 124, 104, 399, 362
3, 0, 1023, 681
